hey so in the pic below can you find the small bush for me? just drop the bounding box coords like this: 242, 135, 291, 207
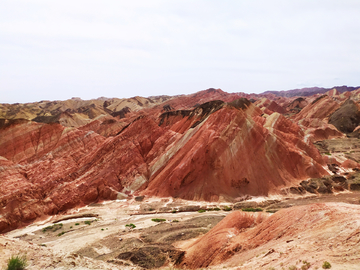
301, 260, 311, 270
172, 220, 179, 222
6, 254, 27, 270
151, 218, 166, 222
198, 209, 206, 213
223, 206, 232, 211
324, 152, 331, 156
57, 231, 66, 237
39, 244, 47, 247
213, 207, 221, 211
322, 261, 331, 269
84, 220, 92, 225
242, 207, 263, 212
125, 223, 136, 229
101, 228, 104, 231
42, 223, 63, 232
172, 210, 177, 213
75, 223, 80, 226
266, 209, 277, 213
288, 266, 297, 270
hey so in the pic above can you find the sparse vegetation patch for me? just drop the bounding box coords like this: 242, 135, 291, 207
301, 260, 311, 270
6, 254, 27, 270
125, 223, 136, 229
42, 223, 63, 232
242, 207, 263, 212
57, 231, 67, 237
151, 218, 166, 222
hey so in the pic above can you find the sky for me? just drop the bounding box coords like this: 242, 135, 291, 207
1, 0, 360, 103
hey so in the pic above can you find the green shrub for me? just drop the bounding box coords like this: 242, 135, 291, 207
172, 220, 179, 222
324, 152, 331, 156
57, 231, 66, 237
84, 220, 92, 225
125, 223, 136, 229
172, 210, 177, 213
288, 266, 297, 270
266, 209, 277, 213
223, 206, 232, 211
242, 207, 263, 212
213, 207, 221, 211
75, 223, 80, 226
101, 228, 104, 231
6, 254, 27, 270
301, 260, 311, 270
198, 209, 206, 213
322, 261, 331, 269
151, 218, 166, 222
42, 223, 63, 232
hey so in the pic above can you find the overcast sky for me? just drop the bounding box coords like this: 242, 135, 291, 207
1, 0, 360, 103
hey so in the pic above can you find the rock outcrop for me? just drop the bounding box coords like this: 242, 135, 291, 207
329, 99, 360, 133
180, 203, 360, 269
292, 95, 340, 122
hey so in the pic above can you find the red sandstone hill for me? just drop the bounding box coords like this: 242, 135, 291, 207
141, 101, 327, 200
1, 88, 360, 233
180, 203, 360, 269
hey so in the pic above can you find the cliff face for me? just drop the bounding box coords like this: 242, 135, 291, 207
1, 88, 360, 233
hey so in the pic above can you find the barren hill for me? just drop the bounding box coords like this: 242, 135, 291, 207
1, 87, 360, 269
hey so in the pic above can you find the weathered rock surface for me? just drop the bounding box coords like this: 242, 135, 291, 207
329, 99, 360, 133
254, 98, 286, 114
298, 118, 345, 142
142, 103, 328, 200
1, 88, 360, 234
286, 97, 308, 113
180, 203, 360, 269
292, 95, 340, 122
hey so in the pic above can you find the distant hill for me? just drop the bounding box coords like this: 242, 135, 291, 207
262, 85, 360, 97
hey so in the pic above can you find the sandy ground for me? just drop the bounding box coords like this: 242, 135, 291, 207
1, 197, 230, 269
1, 193, 360, 269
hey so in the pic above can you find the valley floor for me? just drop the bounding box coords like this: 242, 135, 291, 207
1, 192, 360, 269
